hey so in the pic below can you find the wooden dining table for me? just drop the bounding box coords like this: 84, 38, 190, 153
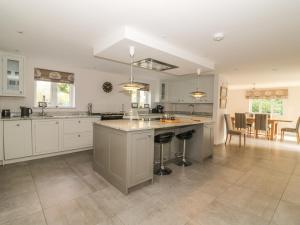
231, 117, 292, 140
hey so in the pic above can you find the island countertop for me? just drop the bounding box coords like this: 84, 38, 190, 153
94, 117, 214, 132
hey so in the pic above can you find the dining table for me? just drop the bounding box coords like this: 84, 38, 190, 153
231, 117, 292, 140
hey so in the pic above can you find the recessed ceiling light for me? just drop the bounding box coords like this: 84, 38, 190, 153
213, 32, 225, 41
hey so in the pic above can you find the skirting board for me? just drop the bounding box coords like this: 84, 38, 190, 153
0, 147, 93, 166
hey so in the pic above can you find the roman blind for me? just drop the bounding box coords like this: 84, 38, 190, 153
34, 68, 74, 84
245, 88, 288, 99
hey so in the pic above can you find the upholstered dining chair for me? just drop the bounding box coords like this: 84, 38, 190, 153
235, 113, 247, 130
224, 114, 246, 147
255, 114, 269, 139
281, 116, 300, 143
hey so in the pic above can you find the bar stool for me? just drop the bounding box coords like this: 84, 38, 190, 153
154, 132, 175, 176
175, 130, 195, 166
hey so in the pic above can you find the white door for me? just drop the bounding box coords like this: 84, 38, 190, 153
2, 55, 24, 96
4, 120, 32, 160
33, 120, 61, 155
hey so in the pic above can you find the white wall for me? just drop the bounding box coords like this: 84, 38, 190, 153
213, 74, 229, 145
227, 87, 300, 126
0, 54, 161, 113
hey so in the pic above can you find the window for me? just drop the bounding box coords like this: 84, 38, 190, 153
35, 81, 75, 108
131, 90, 151, 107
249, 99, 283, 116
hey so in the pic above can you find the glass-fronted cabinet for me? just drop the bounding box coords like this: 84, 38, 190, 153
2, 55, 24, 96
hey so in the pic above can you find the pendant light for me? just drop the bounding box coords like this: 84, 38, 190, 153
120, 46, 146, 92
190, 68, 206, 98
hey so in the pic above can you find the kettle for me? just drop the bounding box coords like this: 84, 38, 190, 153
20, 107, 33, 117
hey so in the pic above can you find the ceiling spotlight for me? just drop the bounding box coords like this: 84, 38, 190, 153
213, 32, 224, 41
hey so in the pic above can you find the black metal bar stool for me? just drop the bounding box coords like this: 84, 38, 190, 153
154, 132, 175, 176
175, 130, 195, 166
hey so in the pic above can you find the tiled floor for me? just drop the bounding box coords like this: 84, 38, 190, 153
0, 138, 300, 225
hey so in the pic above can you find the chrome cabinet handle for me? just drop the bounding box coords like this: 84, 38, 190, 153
16, 124, 20, 126
78, 120, 81, 123
78, 134, 81, 137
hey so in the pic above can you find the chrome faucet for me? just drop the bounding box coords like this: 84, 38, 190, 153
38, 95, 47, 116
188, 104, 195, 115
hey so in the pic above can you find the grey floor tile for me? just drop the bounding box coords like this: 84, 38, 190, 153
271, 200, 300, 225
282, 175, 300, 205
0, 191, 42, 224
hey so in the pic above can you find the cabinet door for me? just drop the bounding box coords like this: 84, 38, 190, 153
0, 121, 3, 161
4, 120, 32, 160
2, 55, 24, 96
202, 124, 214, 159
129, 130, 154, 187
33, 120, 61, 155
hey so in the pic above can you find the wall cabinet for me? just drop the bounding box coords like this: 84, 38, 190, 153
1, 55, 25, 96
32, 120, 62, 155
4, 120, 32, 160
160, 75, 214, 104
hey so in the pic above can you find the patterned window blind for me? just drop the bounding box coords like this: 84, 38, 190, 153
245, 88, 288, 99
34, 68, 74, 84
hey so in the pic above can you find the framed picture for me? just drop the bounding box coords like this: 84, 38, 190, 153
220, 98, 227, 109
220, 86, 228, 98
131, 103, 138, 108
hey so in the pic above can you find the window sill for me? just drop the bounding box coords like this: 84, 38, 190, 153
33, 106, 76, 110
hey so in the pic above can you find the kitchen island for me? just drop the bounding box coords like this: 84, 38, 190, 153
93, 117, 214, 194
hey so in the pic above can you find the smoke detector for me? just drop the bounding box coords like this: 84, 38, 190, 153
213, 32, 225, 41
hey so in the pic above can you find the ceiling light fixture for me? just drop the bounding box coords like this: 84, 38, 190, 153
213, 32, 224, 41
190, 68, 206, 98
120, 46, 147, 92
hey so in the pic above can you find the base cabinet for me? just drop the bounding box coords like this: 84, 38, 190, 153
32, 120, 62, 155
4, 120, 32, 160
0, 121, 3, 161
129, 131, 154, 187
93, 125, 154, 194
63, 118, 96, 150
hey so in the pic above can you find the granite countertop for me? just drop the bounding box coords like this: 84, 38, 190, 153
94, 117, 214, 132
0, 114, 100, 121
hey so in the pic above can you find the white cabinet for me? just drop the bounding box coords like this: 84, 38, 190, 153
129, 130, 154, 187
62, 118, 95, 151
1, 55, 25, 96
0, 121, 3, 161
161, 75, 214, 104
32, 120, 62, 155
4, 120, 32, 160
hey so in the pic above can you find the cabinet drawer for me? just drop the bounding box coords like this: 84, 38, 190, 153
63, 132, 92, 150
63, 118, 93, 133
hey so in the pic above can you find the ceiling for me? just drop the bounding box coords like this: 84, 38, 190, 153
1, 0, 300, 86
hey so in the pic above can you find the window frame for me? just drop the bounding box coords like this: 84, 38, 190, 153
34, 80, 76, 109
249, 98, 283, 116
131, 90, 151, 108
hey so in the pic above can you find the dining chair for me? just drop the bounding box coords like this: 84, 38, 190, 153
281, 116, 300, 143
254, 114, 269, 139
224, 114, 246, 147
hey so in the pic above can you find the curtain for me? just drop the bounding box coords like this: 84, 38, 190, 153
245, 88, 288, 99
34, 68, 74, 84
